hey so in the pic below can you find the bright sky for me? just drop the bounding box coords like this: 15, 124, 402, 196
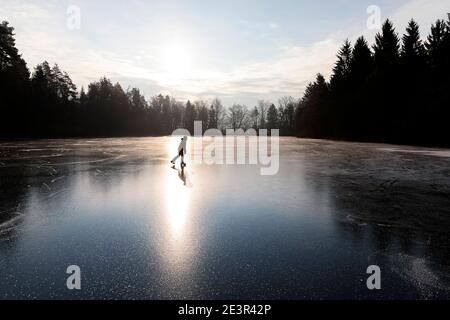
1, 0, 449, 106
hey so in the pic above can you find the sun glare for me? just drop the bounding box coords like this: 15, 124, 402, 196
162, 41, 193, 77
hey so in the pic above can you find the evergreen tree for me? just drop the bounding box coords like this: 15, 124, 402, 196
373, 19, 401, 68
399, 19, 427, 143
0, 21, 30, 137
348, 37, 374, 139
350, 37, 373, 84
425, 19, 447, 73
372, 19, 401, 141
401, 20, 426, 63
330, 40, 352, 89
329, 40, 353, 138
423, 18, 450, 145
296, 74, 329, 137
184, 100, 196, 134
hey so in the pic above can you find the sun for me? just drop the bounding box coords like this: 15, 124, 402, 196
162, 40, 193, 77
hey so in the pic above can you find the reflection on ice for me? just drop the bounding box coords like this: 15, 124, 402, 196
0, 137, 449, 299
166, 167, 191, 237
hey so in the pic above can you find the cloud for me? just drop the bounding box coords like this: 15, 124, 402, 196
269, 23, 279, 30
390, 0, 449, 33
112, 38, 340, 106
199, 39, 340, 97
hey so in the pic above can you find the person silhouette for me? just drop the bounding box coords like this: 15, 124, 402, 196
170, 135, 188, 167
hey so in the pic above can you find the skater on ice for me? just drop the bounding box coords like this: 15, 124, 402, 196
171, 136, 188, 168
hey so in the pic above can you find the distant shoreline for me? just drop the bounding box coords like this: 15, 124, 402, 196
1, 135, 449, 150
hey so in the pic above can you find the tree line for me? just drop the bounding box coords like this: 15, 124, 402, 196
1, 17, 450, 146
0, 20, 296, 138
295, 17, 450, 146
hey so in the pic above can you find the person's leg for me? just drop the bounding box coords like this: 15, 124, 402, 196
171, 154, 180, 163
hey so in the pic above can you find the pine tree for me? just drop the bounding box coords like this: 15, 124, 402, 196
0, 21, 27, 72
423, 18, 450, 145
344, 37, 374, 139
296, 74, 330, 137
330, 40, 352, 89
0, 21, 30, 137
330, 40, 353, 138
425, 19, 447, 71
350, 36, 373, 84
184, 100, 196, 134
398, 20, 427, 143
373, 19, 400, 68
401, 20, 426, 66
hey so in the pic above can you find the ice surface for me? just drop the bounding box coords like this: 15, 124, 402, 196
0, 137, 449, 299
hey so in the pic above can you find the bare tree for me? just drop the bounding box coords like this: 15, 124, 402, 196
249, 107, 260, 130
208, 98, 226, 129
278, 96, 297, 134
257, 100, 271, 129
227, 104, 249, 130
194, 99, 209, 132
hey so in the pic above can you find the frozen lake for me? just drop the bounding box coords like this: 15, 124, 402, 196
0, 137, 449, 299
